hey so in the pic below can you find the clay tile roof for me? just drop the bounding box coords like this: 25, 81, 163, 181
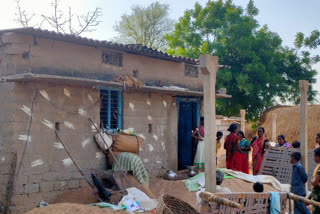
0, 27, 198, 65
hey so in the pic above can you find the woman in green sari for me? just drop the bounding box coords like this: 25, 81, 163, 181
237, 131, 250, 172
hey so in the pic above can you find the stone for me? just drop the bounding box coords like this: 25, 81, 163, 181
40, 181, 55, 192
67, 180, 80, 189
54, 181, 67, 191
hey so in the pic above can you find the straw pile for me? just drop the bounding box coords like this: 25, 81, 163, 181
114, 75, 144, 88
258, 105, 320, 148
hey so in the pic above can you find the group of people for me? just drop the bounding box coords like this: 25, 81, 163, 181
191, 118, 269, 175
191, 117, 320, 213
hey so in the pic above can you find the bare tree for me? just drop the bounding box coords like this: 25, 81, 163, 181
14, 0, 102, 36
14, 0, 36, 27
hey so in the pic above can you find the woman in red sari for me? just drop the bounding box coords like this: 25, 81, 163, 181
252, 127, 267, 175
225, 123, 248, 173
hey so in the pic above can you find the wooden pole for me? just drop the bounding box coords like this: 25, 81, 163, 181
272, 113, 277, 142
200, 55, 219, 193
299, 80, 309, 190
199, 191, 242, 209
240, 109, 246, 134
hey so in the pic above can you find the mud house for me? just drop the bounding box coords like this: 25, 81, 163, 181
0, 28, 230, 212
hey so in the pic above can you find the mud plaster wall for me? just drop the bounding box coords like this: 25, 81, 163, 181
122, 92, 178, 176
0, 82, 103, 213
1, 33, 203, 91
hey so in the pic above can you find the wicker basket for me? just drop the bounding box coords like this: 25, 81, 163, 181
155, 194, 198, 214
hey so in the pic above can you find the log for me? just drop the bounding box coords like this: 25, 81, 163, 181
199, 191, 242, 209
289, 192, 320, 207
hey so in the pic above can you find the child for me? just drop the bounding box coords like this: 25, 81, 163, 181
309, 147, 320, 214
216, 131, 223, 165
253, 182, 264, 193
290, 152, 310, 214
292, 141, 301, 149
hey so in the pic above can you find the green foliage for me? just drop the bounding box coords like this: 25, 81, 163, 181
304, 30, 320, 49
114, 2, 174, 51
166, 0, 317, 120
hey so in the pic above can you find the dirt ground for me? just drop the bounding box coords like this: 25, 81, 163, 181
25, 176, 280, 213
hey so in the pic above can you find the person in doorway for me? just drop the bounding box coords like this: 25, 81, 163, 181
216, 131, 223, 165
290, 152, 310, 214
191, 117, 205, 171
275, 134, 292, 148
225, 123, 248, 173
309, 148, 320, 213
238, 131, 250, 172
252, 127, 268, 175
316, 133, 320, 147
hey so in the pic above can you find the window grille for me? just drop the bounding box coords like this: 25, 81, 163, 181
101, 51, 122, 66
100, 89, 122, 130
184, 64, 198, 78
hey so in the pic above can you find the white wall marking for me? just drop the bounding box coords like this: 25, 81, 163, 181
96, 152, 104, 159
163, 100, 167, 108
147, 115, 152, 121
62, 158, 72, 166
64, 121, 75, 129
147, 144, 154, 152
64, 88, 71, 97
1, 156, 5, 161
42, 119, 54, 129
156, 160, 162, 164
31, 159, 43, 167
88, 94, 94, 103
138, 134, 146, 140
82, 138, 91, 148
146, 100, 151, 105
143, 159, 149, 163
129, 102, 135, 110
161, 141, 166, 151
78, 108, 87, 116
39, 90, 50, 101
20, 105, 31, 116
53, 142, 64, 149
18, 135, 32, 142
153, 135, 158, 141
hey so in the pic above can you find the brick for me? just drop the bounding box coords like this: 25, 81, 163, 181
11, 194, 28, 206
5, 44, 29, 55
79, 179, 90, 188
40, 181, 55, 192
54, 181, 67, 191
67, 180, 80, 189
24, 183, 39, 194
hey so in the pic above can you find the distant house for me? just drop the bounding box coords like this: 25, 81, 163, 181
0, 28, 230, 213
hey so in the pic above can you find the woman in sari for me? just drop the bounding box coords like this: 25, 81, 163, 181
275, 135, 292, 148
225, 123, 247, 173
238, 131, 250, 173
252, 127, 267, 175
192, 117, 205, 171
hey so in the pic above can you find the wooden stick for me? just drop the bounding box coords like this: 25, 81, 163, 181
289, 192, 320, 207
199, 191, 242, 209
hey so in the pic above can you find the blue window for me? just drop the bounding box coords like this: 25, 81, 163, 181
100, 88, 122, 130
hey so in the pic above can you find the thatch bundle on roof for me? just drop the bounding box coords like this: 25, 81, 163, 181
259, 105, 320, 148
114, 74, 144, 88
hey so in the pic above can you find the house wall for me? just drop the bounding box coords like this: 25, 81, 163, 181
0, 82, 103, 213
1, 32, 203, 91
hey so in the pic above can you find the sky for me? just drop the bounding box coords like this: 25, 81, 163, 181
1, 0, 320, 100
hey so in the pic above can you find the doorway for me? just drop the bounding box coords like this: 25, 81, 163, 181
177, 98, 199, 170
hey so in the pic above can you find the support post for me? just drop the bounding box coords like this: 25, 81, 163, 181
240, 109, 246, 133
272, 113, 277, 142
200, 55, 219, 193
299, 80, 309, 190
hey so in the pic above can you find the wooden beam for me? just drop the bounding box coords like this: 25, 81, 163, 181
200, 55, 218, 193
240, 109, 246, 134
299, 80, 309, 190
272, 113, 277, 142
